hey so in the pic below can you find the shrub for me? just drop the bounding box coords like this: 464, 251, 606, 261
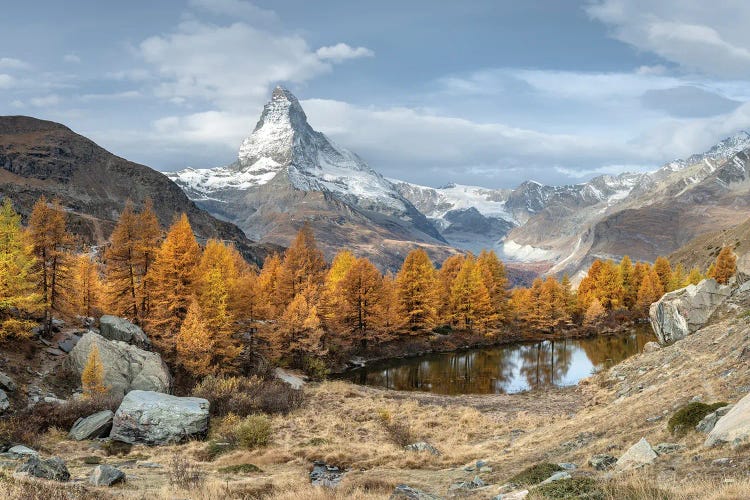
376, 409, 414, 447
168, 454, 203, 490
667, 401, 728, 436
533, 477, 604, 499
192, 375, 304, 417
218, 463, 263, 474
235, 415, 272, 449
302, 356, 329, 381
509, 463, 564, 486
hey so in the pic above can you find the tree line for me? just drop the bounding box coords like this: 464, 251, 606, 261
0, 196, 738, 378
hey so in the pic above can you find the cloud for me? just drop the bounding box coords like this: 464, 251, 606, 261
79, 90, 142, 102
0, 57, 29, 70
29, 94, 60, 107
316, 43, 374, 62
63, 53, 81, 64
587, 0, 750, 78
0, 74, 14, 89
640, 86, 742, 118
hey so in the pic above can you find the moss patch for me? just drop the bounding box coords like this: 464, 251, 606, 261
218, 463, 263, 474
667, 401, 728, 436
533, 477, 603, 499
509, 463, 564, 486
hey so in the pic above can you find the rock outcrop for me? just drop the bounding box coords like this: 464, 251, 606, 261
0, 371, 16, 392
98, 316, 150, 348
705, 393, 750, 448
14, 456, 70, 481
69, 410, 114, 441
649, 279, 732, 345
89, 464, 126, 486
615, 437, 657, 471
110, 390, 209, 445
69, 332, 170, 397
0, 389, 8, 413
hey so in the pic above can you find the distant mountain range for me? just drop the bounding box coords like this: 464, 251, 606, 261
169, 86, 750, 279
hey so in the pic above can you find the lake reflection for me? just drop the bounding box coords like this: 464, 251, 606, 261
341, 328, 655, 395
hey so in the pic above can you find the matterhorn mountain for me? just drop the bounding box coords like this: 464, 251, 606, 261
168, 86, 452, 269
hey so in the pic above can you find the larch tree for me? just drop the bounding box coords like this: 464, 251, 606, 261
81, 344, 107, 397
337, 257, 386, 349
540, 276, 568, 332
476, 250, 510, 323
377, 272, 402, 334
559, 274, 577, 319
320, 250, 357, 325
653, 256, 673, 293
395, 249, 439, 331
636, 269, 664, 312
687, 266, 703, 285
257, 253, 283, 318
136, 199, 162, 318
709, 246, 737, 285
104, 202, 141, 320
437, 254, 465, 323
276, 285, 326, 368
227, 247, 261, 323
0, 199, 41, 340
449, 256, 493, 331
668, 263, 687, 291
146, 214, 201, 359
584, 298, 606, 326
594, 260, 625, 310
69, 253, 101, 318
28, 196, 73, 332
176, 299, 213, 377
618, 256, 636, 309
278, 223, 326, 307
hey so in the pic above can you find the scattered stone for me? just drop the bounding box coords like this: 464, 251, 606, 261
44, 347, 64, 356
0, 389, 9, 412
390, 484, 442, 499
649, 279, 732, 345
696, 405, 733, 434
643, 341, 661, 353
8, 445, 38, 458
540, 471, 571, 484
653, 443, 685, 455
69, 410, 115, 441
99, 316, 150, 348
588, 454, 616, 471
404, 441, 441, 455
712, 458, 732, 467
646, 415, 663, 423
493, 491, 529, 500
705, 393, 750, 448
557, 462, 577, 470
0, 372, 16, 392
310, 461, 344, 488
480, 466, 493, 473
14, 456, 70, 481
450, 476, 486, 491
89, 464, 126, 486
615, 438, 657, 471
110, 390, 209, 445
57, 333, 81, 353
136, 462, 162, 469
70, 332, 171, 398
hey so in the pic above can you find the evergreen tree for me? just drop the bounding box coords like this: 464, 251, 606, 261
0, 199, 41, 340
395, 249, 439, 331
146, 214, 201, 359
28, 197, 72, 332
708, 246, 737, 285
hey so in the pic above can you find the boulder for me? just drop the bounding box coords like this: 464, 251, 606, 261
98, 316, 150, 348
653, 443, 685, 455
649, 279, 732, 345
705, 393, 750, 448
696, 405, 732, 434
69, 332, 170, 398
14, 456, 70, 481
110, 390, 209, 445
0, 371, 16, 392
89, 464, 126, 486
540, 471, 571, 484
0, 389, 8, 412
390, 484, 443, 499
615, 438, 657, 471
69, 410, 114, 441
57, 333, 81, 353
8, 445, 38, 458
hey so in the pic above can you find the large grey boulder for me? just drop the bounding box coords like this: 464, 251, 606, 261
14, 456, 70, 481
69, 332, 170, 398
89, 464, 126, 486
69, 410, 114, 441
615, 437, 657, 471
110, 390, 209, 445
705, 394, 750, 448
99, 315, 150, 348
649, 279, 732, 345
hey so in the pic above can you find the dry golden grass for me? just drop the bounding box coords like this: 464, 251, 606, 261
2, 297, 749, 499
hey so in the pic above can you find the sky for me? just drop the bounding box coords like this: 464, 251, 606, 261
2, 0, 750, 188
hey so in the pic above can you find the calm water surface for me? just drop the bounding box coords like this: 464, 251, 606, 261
341, 328, 655, 395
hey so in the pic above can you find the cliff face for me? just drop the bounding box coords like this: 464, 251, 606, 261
0, 116, 277, 265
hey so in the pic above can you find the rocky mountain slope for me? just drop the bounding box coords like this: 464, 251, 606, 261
168, 87, 454, 269
395, 132, 750, 279
0, 116, 275, 265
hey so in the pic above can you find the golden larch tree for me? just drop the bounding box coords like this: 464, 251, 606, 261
146, 214, 201, 359
636, 268, 664, 312
136, 199, 162, 317
82, 344, 107, 397
278, 223, 326, 307
28, 196, 73, 332
176, 299, 213, 377
395, 249, 439, 331
0, 199, 41, 340
584, 298, 606, 326
653, 256, 673, 293
337, 257, 387, 349
437, 254, 465, 323
687, 266, 703, 285
449, 256, 493, 331
594, 259, 624, 310
257, 253, 283, 318
476, 250, 510, 323
69, 253, 101, 318
708, 246, 737, 285
276, 285, 326, 368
